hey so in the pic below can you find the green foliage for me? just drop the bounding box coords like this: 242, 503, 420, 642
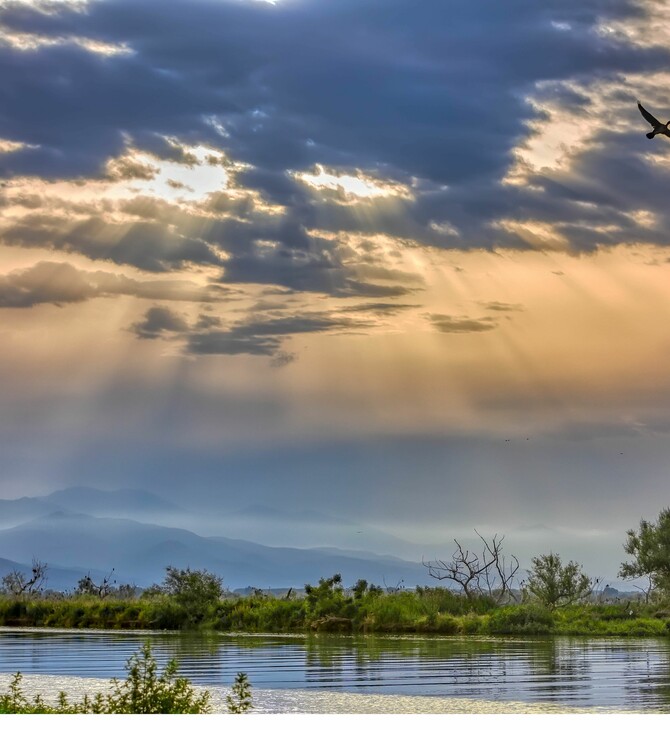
161, 566, 224, 625
100, 642, 211, 713
4, 573, 670, 638
524, 553, 592, 608
304, 574, 357, 630
0, 642, 219, 714
226, 672, 253, 714
488, 604, 555, 635
619, 508, 670, 597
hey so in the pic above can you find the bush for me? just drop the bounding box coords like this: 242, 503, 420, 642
226, 673, 253, 714
525, 553, 592, 608
161, 567, 224, 625
488, 605, 555, 635
0, 642, 251, 714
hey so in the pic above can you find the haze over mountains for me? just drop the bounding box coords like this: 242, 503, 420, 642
0, 487, 440, 591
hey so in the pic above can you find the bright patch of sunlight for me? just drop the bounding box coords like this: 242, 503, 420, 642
294, 164, 413, 202
109, 143, 232, 202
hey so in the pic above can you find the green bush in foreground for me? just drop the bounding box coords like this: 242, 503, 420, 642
488, 604, 555, 635
0, 641, 251, 714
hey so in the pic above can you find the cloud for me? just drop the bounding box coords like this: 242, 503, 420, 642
428, 314, 498, 334
128, 301, 406, 358
1, 214, 223, 272
130, 306, 189, 339
0, 260, 226, 308
186, 311, 371, 356
0, 260, 96, 307
0, 0, 667, 259
481, 301, 525, 312
0, 0, 669, 323
104, 153, 158, 181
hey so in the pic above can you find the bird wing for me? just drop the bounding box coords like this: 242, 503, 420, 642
638, 101, 661, 127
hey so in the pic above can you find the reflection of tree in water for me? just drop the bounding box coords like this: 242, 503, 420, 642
301, 635, 528, 696
520, 638, 587, 703
611, 638, 670, 711
53, 631, 670, 708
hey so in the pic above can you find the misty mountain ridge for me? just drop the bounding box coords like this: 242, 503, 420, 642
0, 511, 435, 590
0, 486, 183, 530
0, 486, 439, 561
46, 486, 180, 514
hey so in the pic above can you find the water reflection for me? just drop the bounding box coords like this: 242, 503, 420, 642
1, 629, 670, 711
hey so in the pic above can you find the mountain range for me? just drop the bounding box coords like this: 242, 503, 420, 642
0, 487, 437, 591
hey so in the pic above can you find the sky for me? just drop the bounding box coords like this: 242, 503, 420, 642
2, 0, 670, 580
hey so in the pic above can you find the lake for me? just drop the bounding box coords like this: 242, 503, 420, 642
1, 628, 669, 713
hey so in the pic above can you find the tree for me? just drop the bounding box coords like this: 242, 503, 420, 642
161, 566, 223, 623
1, 559, 48, 596
76, 569, 116, 599
524, 553, 592, 608
619, 508, 670, 599
423, 531, 520, 603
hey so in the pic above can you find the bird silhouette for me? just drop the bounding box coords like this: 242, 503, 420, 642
638, 101, 670, 139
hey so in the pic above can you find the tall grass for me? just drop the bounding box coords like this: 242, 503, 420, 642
1, 588, 669, 637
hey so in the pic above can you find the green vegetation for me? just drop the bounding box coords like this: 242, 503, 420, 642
619, 507, 670, 599
2, 576, 670, 637
226, 673, 253, 714
524, 553, 592, 608
147, 566, 224, 625
0, 641, 251, 714
5, 507, 670, 638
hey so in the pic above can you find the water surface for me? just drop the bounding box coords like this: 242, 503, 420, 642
1, 628, 668, 713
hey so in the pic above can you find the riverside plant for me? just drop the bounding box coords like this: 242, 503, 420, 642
0, 641, 252, 714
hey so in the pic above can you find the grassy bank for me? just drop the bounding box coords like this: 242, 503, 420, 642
1, 587, 668, 637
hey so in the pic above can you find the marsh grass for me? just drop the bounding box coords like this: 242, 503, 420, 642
1, 588, 669, 637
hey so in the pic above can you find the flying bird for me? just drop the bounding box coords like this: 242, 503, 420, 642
637, 101, 670, 139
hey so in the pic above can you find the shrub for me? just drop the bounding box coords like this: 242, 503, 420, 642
0, 642, 251, 714
226, 673, 253, 714
488, 605, 554, 635
161, 567, 224, 625
525, 553, 592, 608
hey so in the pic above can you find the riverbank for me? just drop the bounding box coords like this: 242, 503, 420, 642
1, 590, 668, 637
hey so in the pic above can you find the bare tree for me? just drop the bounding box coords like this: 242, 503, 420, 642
476, 531, 520, 604
1, 559, 48, 596
76, 569, 116, 599
423, 531, 519, 604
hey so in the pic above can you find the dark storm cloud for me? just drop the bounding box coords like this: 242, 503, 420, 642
0, 0, 668, 285
0, 0, 661, 186
0, 260, 225, 307
428, 313, 498, 334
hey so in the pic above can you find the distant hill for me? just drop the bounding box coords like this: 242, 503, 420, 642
0, 496, 56, 529
0, 487, 183, 529
0, 488, 440, 563
46, 486, 180, 516
0, 512, 436, 590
